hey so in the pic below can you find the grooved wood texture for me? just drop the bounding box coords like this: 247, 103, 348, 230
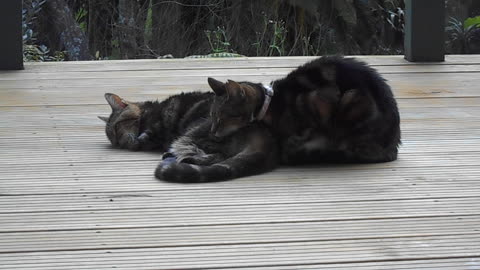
0, 55, 479, 269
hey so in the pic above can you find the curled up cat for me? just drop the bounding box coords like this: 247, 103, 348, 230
207, 56, 401, 164
100, 88, 278, 183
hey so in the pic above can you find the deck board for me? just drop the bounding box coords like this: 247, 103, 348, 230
0, 55, 479, 269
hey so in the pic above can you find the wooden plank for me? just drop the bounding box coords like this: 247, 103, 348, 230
0, 197, 479, 232
0, 151, 479, 184
11, 55, 480, 73
216, 258, 480, 270
2, 120, 479, 140
0, 216, 478, 253
0, 136, 479, 165
0, 235, 478, 269
2, 104, 479, 125
2, 64, 480, 82
0, 104, 478, 131
0, 76, 479, 109
1, 163, 480, 196
1, 175, 480, 213
0, 72, 477, 95
4, 124, 478, 140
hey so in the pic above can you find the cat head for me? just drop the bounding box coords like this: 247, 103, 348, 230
208, 77, 265, 138
98, 93, 145, 151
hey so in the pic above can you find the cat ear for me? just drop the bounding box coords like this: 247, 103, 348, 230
105, 93, 127, 111
98, 116, 109, 123
208, 77, 226, 96
226, 80, 246, 99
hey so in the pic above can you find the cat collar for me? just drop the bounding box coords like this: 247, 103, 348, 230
257, 83, 274, 120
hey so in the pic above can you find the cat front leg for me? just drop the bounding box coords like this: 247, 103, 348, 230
180, 154, 222, 165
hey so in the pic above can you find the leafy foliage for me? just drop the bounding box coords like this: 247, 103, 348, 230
23, 0, 65, 61
205, 27, 232, 54
446, 16, 480, 53
22, 0, 45, 44
26, 0, 480, 60
24, 45, 66, 62
75, 7, 88, 32
464, 16, 480, 29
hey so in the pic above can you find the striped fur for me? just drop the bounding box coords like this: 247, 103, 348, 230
100, 91, 278, 183
208, 56, 401, 164
99, 92, 213, 151
155, 120, 277, 182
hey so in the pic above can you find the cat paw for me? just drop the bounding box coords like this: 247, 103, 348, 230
179, 156, 198, 164
162, 152, 176, 160
161, 157, 177, 166
178, 154, 217, 165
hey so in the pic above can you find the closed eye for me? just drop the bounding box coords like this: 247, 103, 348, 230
115, 119, 137, 129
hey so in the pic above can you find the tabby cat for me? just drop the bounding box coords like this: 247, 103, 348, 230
99, 92, 213, 151
208, 56, 401, 164
156, 117, 277, 182
100, 89, 277, 182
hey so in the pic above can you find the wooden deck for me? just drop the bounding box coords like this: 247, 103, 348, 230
0, 55, 479, 269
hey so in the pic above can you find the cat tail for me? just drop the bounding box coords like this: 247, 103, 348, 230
155, 152, 277, 183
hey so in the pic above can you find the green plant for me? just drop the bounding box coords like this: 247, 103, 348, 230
268, 19, 287, 56
252, 13, 269, 56
205, 26, 232, 54
144, 0, 154, 45
464, 16, 480, 29
75, 7, 88, 32
446, 16, 480, 53
24, 44, 65, 62
252, 14, 288, 56
22, 0, 46, 44
22, 0, 66, 62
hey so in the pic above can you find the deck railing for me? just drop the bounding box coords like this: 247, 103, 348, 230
404, 0, 446, 62
0, 0, 23, 70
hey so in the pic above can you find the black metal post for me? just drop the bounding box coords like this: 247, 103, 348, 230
404, 0, 446, 62
0, 0, 24, 70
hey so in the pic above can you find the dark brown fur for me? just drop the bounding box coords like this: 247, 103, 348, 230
208, 56, 401, 164
155, 119, 277, 182
99, 92, 213, 151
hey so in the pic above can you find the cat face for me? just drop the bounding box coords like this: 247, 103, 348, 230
98, 93, 144, 151
208, 78, 261, 138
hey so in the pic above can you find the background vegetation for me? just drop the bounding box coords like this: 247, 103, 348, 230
22, 0, 480, 61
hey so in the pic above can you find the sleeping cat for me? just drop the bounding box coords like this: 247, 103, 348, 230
100, 89, 277, 182
99, 92, 213, 151
208, 56, 401, 164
